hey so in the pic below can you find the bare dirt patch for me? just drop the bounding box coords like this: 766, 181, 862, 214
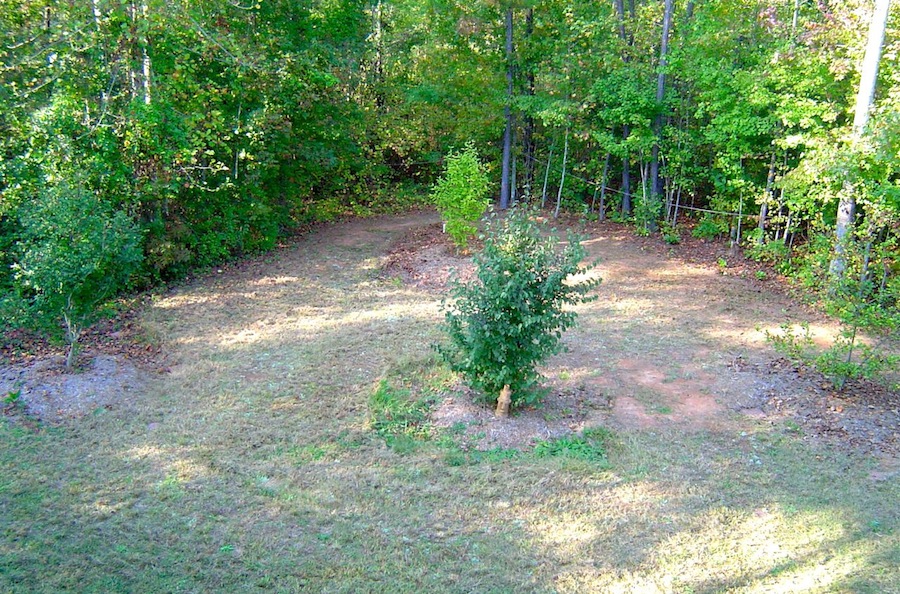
431, 383, 612, 451
381, 221, 475, 289
1, 303, 168, 424
1, 353, 150, 424
383, 216, 900, 458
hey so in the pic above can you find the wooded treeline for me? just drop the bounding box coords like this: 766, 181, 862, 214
1, 1, 899, 324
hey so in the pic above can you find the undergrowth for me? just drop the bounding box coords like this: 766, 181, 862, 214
533, 427, 613, 465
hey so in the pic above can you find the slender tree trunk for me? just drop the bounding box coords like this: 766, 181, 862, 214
614, 0, 633, 216
140, 0, 151, 105
622, 140, 632, 216
852, 0, 890, 137
758, 151, 777, 244
830, 0, 891, 279
596, 152, 610, 219
673, 186, 682, 226
522, 8, 536, 202
511, 155, 518, 205
790, 0, 800, 42
649, 0, 673, 218
554, 128, 569, 219
783, 212, 792, 246
541, 145, 554, 209
639, 156, 649, 229
499, 7, 514, 209
373, 0, 386, 111
614, 0, 627, 41
126, 1, 152, 105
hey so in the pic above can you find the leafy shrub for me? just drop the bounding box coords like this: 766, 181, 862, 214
766, 322, 898, 391
633, 191, 662, 235
660, 221, 681, 245
9, 181, 142, 368
766, 322, 813, 362
436, 209, 601, 408
431, 143, 491, 251
746, 237, 791, 268
815, 332, 898, 391
692, 214, 728, 240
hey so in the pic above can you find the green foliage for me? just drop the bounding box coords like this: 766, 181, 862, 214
746, 236, 789, 262
815, 332, 898, 391
436, 209, 601, 408
766, 322, 898, 391
533, 427, 612, 465
766, 322, 814, 363
692, 215, 728, 241
431, 143, 491, 251
633, 191, 662, 236
9, 180, 142, 367
660, 222, 681, 245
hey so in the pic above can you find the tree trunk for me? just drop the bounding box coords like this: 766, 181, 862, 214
499, 7, 514, 209
649, 0, 673, 214
614, 0, 633, 216
541, 145, 554, 209
373, 0, 386, 111
522, 8, 536, 202
126, 1, 152, 105
595, 152, 610, 219
495, 384, 511, 418
621, 142, 632, 216
554, 128, 569, 219
790, 0, 800, 42
830, 0, 891, 279
614, 0, 627, 42
511, 154, 517, 205
758, 151, 777, 244
140, 0, 151, 105
852, 0, 890, 136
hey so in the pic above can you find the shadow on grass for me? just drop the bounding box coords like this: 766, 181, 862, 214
2, 212, 898, 592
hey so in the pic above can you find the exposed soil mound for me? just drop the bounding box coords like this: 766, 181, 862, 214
1, 354, 150, 424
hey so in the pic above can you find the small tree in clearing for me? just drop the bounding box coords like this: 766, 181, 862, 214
431, 143, 491, 252
437, 209, 600, 413
10, 180, 142, 369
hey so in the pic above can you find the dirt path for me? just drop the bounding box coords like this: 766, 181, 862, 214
5, 210, 897, 462
3, 210, 899, 593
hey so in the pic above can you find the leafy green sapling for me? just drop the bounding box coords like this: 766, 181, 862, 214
436, 209, 600, 412
431, 142, 491, 252
10, 180, 142, 369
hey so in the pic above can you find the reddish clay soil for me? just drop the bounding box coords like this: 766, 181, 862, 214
383, 214, 900, 458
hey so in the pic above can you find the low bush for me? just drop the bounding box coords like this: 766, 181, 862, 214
436, 209, 600, 409
9, 180, 142, 368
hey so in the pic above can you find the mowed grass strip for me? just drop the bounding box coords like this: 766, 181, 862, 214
2, 213, 898, 593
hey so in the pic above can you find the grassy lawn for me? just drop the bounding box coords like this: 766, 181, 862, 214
2, 213, 898, 593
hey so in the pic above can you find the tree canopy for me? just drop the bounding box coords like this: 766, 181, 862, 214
2, 0, 899, 342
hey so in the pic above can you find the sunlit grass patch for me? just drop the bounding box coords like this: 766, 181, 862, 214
368, 355, 455, 451
533, 426, 613, 466
2, 214, 898, 592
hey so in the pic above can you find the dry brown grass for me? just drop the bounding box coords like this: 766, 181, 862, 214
1, 211, 897, 593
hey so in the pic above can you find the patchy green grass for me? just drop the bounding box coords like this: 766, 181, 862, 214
1, 213, 898, 592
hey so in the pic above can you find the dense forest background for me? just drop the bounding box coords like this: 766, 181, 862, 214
1, 1, 899, 336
